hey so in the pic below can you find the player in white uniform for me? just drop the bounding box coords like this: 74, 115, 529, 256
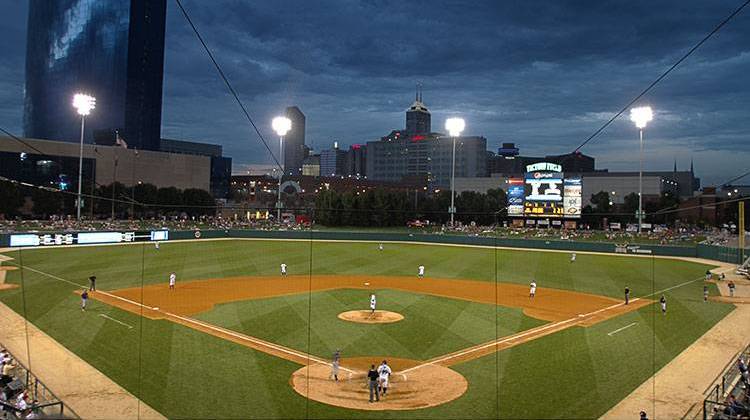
378, 243, 383, 251
169, 272, 176, 290
370, 294, 377, 315
377, 360, 392, 396
155, 241, 160, 250
280, 263, 287, 276
529, 281, 537, 298
418, 265, 425, 278
570, 253, 576, 263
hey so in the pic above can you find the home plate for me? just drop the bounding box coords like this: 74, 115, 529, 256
153, 307, 160, 310
364, 282, 370, 286
578, 314, 584, 317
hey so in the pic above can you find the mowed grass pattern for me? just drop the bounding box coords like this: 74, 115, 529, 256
0, 239, 735, 419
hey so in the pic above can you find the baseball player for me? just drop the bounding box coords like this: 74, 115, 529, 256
280, 263, 287, 276
370, 294, 377, 315
169, 272, 176, 290
378, 243, 384, 251
155, 241, 160, 250
88, 275, 96, 291
703, 285, 709, 302
705, 270, 711, 281
377, 360, 392, 396
570, 253, 576, 263
729, 281, 736, 297
660, 295, 667, 314
331, 350, 341, 382
624, 286, 630, 305
81, 289, 89, 311
529, 281, 537, 298
418, 265, 425, 278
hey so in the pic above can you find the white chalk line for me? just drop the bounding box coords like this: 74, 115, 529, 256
13, 263, 705, 378
12, 263, 358, 374
607, 322, 637, 336
99, 314, 133, 329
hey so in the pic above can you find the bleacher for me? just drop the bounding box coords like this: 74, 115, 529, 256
0, 345, 74, 419
703, 344, 750, 419
737, 256, 750, 279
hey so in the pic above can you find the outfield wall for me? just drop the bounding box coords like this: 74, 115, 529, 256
1, 229, 746, 263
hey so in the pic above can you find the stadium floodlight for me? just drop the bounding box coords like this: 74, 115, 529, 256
72, 93, 96, 220
444, 117, 465, 225
272, 116, 292, 222
445, 118, 465, 137
630, 106, 653, 234
630, 106, 653, 129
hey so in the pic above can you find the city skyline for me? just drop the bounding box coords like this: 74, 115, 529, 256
1, 1, 749, 185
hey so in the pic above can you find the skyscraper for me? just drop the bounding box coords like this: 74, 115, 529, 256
283, 106, 306, 175
23, 0, 167, 151
405, 85, 431, 136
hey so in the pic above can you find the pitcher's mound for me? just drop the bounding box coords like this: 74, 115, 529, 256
338, 310, 404, 324
290, 357, 467, 411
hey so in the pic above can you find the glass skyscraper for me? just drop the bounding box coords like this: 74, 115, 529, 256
23, 0, 167, 151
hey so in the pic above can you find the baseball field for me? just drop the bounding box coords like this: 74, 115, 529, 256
0, 238, 736, 418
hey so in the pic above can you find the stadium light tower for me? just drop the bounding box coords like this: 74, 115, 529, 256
630, 106, 653, 234
72, 93, 96, 220
272, 116, 292, 222
445, 118, 465, 226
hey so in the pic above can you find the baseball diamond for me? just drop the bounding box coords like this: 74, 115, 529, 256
0, 238, 741, 418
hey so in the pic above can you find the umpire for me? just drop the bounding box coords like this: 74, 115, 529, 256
367, 364, 380, 403
89, 276, 96, 291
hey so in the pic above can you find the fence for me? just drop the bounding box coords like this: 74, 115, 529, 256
1, 343, 76, 419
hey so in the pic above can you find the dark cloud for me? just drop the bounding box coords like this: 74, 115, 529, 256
1, 0, 748, 185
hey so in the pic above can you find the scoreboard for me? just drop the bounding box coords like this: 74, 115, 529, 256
508, 162, 582, 219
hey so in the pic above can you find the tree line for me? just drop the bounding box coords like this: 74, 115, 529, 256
0, 180, 215, 219
314, 188, 507, 227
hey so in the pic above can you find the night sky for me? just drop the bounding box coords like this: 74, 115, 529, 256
1, 1, 748, 185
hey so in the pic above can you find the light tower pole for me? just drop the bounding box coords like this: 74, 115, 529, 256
72, 93, 96, 220
630, 106, 653, 234
444, 118, 465, 226
272, 116, 292, 222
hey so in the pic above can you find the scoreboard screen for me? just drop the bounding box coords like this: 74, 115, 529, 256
510, 162, 582, 219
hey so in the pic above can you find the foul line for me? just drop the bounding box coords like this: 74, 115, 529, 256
608, 322, 637, 336
99, 314, 133, 329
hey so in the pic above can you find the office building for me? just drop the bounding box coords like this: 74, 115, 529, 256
283, 106, 306, 175
345, 144, 367, 177
160, 138, 232, 198
320, 143, 347, 177
487, 143, 595, 175
405, 86, 431, 136
24, 0, 167, 151
302, 155, 320, 177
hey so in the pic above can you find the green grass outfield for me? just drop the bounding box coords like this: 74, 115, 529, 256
0, 239, 735, 419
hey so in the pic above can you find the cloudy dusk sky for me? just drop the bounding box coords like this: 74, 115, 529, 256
1, 0, 748, 185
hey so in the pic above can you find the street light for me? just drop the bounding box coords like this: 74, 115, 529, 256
272, 116, 292, 222
445, 118, 465, 226
72, 93, 96, 220
630, 106, 653, 234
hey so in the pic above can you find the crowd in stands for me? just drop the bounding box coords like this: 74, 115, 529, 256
709, 355, 750, 419
0, 348, 43, 419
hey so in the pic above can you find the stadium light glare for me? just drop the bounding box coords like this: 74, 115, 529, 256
445, 118, 465, 137
72, 93, 96, 116
272, 116, 292, 136
630, 106, 652, 129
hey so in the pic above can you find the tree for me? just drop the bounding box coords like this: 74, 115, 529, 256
590, 191, 612, 214
182, 188, 216, 216
0, 181, 23, 218
622, 192, 639, 222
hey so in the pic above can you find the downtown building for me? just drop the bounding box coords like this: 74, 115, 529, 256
366, 91, 486, 187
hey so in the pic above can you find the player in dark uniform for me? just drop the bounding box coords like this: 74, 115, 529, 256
367, 365, 380, 403
81, 289, 89, 311
624, 286, 630, 305
659, 295, 667, 314
703, 285, 709, 302
88, 276, 96, 291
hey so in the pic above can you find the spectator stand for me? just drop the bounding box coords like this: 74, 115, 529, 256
0, 343, 76, 419
702, 343, 750, 419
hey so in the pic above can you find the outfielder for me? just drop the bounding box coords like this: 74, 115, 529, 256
169, 272, 176, 290
570, 253, 576, 263
418, 265, 425, 278
280, 263, 287, 276
660, 295, 667, 314
370, 294, 377, 315
377, 360, 392, 396
378, 243, 383, 251
155, 241, 160, 250
529, 281, 537, 298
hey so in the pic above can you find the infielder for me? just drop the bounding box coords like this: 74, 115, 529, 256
370, 294, 377, 315
81, 289, 89, 311
418, 265, 425, 278
529, 281, 537, 298
660, 295, 667, 314
624, 286, 630, 305
377, 360, 392, 396
88, 275, 96, 291
281, 263, 287, 276
570, 253, 576, 263
331, 350, 341, 382
169, 272, 176, 290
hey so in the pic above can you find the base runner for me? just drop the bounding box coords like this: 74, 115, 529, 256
377, 360, 392, 396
